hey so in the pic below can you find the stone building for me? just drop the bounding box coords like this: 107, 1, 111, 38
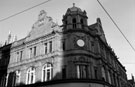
0, 44, 11, 87
0, 4, 131, 87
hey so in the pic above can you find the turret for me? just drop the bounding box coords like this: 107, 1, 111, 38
62, 3, 88, 31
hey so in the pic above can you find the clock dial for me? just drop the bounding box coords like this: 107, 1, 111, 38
77, 39, 85, 47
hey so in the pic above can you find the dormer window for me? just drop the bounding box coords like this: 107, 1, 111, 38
72, 18, 76, 29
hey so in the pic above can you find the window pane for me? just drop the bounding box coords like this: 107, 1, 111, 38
42, 64, 53, 82
77, 65, 80, 78
49, 41, 52, 52
27, 67, 35, 84
34, 46, 36, 56
16, 52, 19, 62
76, 65, 87, 79
82, 66, 86, 78
16, 70, 20, 85
45, 43, 47, 54
31, 73, 33, 84
30, 48, 32, 58
62, 67, 66, 79
20, 51, 22, 61
43, 70, 46, 81
27, 73, 30, 84
101, 67, 106, 81
47, 70, 50, 81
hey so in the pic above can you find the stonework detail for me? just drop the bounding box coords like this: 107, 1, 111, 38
0, 5, 133, 87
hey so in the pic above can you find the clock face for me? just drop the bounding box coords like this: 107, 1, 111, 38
77, 39, 85, 47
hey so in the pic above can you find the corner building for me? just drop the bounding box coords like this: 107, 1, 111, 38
6, 5, 128, 87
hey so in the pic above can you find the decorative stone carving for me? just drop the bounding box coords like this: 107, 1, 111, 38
38, 10, 47, 21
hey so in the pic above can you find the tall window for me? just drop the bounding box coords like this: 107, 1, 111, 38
62, 66, 66, 79
101, 67, 106, 81
91, 41, 95, 52
29, 48, 33, 58
80, 19, 84, 28
72, 18, 76, 29
65, 21, 67, 28
76, 65, 88, 79
117, 77, 120, 87
33, 46, 36, 56
42, 63, 53, 82
5, 74, 9, 87
62, 40, 65, 51
106, 51, 111, 63
100, 43, 105, 57
29, 46, 37, 58
20, 51, 23, 61
16, 70, 21, 86
7, 72, 16, 87
16, 51, 23, 62
49, 41, 52, 53
26, 67, 35, 84
94, 67, 98, 79
0, 74, 7, 87
113, 73, 116, 86
16, 52, 20, 62
108, 71, 111, 84
44, 43, 47, 54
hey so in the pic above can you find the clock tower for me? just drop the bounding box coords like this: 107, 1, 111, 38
61, 3, 98, 80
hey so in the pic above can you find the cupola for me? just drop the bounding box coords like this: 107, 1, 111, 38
62, 3, 88, 31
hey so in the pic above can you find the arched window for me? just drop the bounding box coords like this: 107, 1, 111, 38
72, 18, 76, 29
26, 67, 35, 84
42, 63, 53, 82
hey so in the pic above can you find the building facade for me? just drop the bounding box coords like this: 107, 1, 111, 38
0, 5, 132, 87
0, 44, 11, 87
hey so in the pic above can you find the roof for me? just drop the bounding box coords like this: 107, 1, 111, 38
66, 3, 83, 13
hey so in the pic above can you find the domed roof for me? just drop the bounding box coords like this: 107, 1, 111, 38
67, 3, 83, 13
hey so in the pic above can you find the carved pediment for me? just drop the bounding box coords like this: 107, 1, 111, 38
38, 10, 47, 21
26, 10, 61, 41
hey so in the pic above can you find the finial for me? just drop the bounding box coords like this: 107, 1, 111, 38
7, 30, 12, 44
73, 3, 75, 7
8, 30, 11, 36
131, 74, 134, 81
13, 35, 17, 42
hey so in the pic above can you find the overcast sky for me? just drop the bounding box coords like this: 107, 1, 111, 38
0, 0, 134, 79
